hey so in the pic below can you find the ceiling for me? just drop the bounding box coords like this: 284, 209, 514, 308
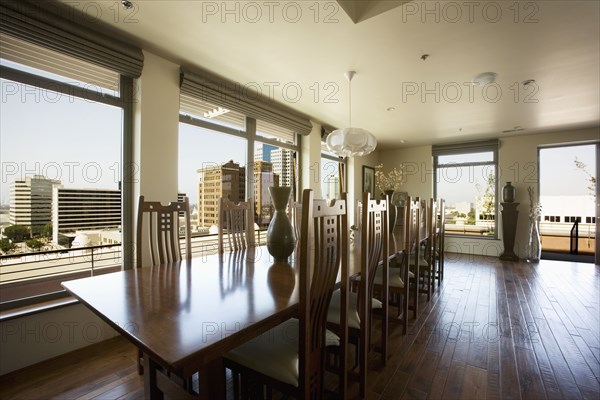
60, 0, 599, 149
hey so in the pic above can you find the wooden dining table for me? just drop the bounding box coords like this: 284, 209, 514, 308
62, 246, 303, 399
61, 230, 403, 400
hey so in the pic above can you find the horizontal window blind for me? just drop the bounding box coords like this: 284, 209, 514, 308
180, 67, 312, 136
180, 93, 246, 130
432, 139, 499, 157
256, 119, 296, 145
0, 33, 119, 93
0, 0, 143, 78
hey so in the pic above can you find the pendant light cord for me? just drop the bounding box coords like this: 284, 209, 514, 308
348, 78, 352, 127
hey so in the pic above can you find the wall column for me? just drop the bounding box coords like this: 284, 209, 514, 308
133, 51, 180, 203
300, 122, 323, 198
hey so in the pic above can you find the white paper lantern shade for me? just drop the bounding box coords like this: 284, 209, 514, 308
326, 127, 377, 158
326, 71, 377, 158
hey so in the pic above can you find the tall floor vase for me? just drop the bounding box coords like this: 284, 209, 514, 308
267, 187, 296, 262
525, 219, 541, 262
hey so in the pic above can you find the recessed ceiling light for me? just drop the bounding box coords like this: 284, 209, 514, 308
420, 54, 429, 61
400, 140, 406, 144
386, 107, 396, 112
523, 79, 536, 87
121, 0, 133, 9
472, 72, 498, 86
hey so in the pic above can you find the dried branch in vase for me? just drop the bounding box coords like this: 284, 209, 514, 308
527, 186, 542, 222
375, 164, 404, 193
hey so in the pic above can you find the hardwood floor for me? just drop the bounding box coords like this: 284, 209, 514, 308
1, 255, 598, 399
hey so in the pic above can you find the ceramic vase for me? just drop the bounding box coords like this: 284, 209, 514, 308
266, 187, 296, 262
502, 182, 516, 203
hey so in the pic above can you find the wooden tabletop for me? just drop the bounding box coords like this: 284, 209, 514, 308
62, 246, 300, 378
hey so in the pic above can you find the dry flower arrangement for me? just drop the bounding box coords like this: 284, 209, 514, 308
375, 164, 404, 193
527, 186, 542, 221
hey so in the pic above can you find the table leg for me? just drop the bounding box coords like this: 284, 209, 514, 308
143, 353, 163, 400
198, 357, 225, 400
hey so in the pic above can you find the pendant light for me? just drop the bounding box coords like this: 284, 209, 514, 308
326, 71, 377, 157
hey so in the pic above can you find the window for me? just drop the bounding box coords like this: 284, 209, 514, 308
544, 216, 561, 222
0, 37, 128, 306
179, 123, 247, 231
178, 99, 299, 252
320, 147, 344, 200
433, 141, 498, 237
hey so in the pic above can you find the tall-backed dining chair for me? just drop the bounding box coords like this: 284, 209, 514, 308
415, 198, 437, 301
136, 195, 192, 267
288, 199, 302, 242
408, 198, 425, 316
374, 196, 418, 334
435, 198, 446, 284
403, 198, 421, 320
224, 189, 350, 399
217, 197, 255, 253
135, 195, 192, 374
328, 192, 389, 398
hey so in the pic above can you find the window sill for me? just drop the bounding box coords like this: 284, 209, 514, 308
0, 296, 79, 322
445, 234, 499, 240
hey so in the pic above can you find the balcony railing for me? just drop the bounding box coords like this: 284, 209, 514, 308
0, 230, 268, 306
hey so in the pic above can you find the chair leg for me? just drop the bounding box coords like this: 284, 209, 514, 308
411, 270, 419, 319
137, 349, 143, 375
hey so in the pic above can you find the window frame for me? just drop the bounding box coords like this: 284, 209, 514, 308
320, 152, 347, 200
433, 140, 499, 239
179, 107, 300, 230
0, 64, 133, 311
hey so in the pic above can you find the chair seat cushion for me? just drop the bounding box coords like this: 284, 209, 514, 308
224, 318, 339, 387
373, 266, 415, 288
327, 289, 382, 329
409, 256, 430, 267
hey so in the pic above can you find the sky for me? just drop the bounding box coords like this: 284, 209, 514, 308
539, 145, 596, 197
1, 78, 122, 205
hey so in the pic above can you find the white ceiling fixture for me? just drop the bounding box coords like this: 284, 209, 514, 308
326, 71, 377, 158
472, 72, 498, 86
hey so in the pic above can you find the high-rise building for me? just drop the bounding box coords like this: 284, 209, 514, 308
52, 187, 121, 244
196, 160, 281, 228
255, 145, 294, 188
9, 175, 61, 232
255, 143, 277, 163
270, 147, 294, 187
197, 160, 245, 227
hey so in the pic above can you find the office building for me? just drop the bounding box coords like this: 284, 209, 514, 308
9, 175, 61, 232
197, 160, 244, 227
51, 187, 121, 244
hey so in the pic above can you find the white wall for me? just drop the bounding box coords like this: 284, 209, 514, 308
300, 122, 324, 198
380, 145, 433, 200
0, 304, 117, 375
133, 51, 181, 203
